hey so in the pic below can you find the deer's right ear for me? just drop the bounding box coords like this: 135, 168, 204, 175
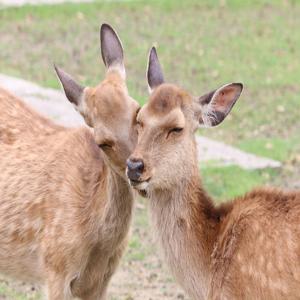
147, 47, 164, 93
100, 23, 125, 79
196, 83, 243, 127
54, 65, 85, 111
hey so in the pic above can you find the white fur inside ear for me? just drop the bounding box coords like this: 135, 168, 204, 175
199, 103, 215, 127
108, 63, 126, 80
74, 87, 88, 114
147, 84, 154, 94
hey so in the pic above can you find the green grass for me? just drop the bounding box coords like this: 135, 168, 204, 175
125, 201, 152, 262
0, 0, 299, 155
201, 165, 279, 201
126, 235, 146, 261
0, 281, 40, 300
1, 1, 297, 196
237, 137, 298, 162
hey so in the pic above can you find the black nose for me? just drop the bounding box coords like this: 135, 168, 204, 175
126, 159, 144, 181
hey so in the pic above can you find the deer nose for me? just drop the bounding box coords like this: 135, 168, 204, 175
126, 158, 144, 181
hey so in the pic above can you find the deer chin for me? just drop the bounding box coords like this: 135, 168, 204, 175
129, 179, 150, 189
137, 189, 149, 198
128, 178, 151, 198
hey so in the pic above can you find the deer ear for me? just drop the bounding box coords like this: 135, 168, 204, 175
100, 23, 125, 79
198, 83, 243, 127
147, 47, 164, 93
54, 65, 85, 109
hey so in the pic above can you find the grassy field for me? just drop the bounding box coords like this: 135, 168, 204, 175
0, 0, 299, 299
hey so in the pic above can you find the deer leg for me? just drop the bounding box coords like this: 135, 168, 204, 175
72, 255, 108, 300
45, 271, 72, 300
80, 286, 106, 300
89, 244, 126, 300
80, 250, 123, 300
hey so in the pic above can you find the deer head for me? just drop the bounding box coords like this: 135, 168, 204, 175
55, 24, 139, 176
127, 47, 243, 193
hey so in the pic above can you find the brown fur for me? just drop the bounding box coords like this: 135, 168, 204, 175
0, 66, 138, 299
130, 83, 300, 300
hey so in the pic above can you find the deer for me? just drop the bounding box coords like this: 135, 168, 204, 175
0, 24, 139, 300
126, 47, 300, 300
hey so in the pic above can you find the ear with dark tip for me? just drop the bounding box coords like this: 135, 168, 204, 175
54, 65, 85, 108
198, 83, 243, 127
100, 23, 125, 78
147, 47, 164, 93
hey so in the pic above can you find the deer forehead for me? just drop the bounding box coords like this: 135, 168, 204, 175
148, 83, 192, 115
138, 106, 186, 130
85, 83, 129, 119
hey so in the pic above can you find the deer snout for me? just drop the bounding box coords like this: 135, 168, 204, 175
126, 158, 144, 181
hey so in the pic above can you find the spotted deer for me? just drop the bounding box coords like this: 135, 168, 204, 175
0, 24, 139, 300
126, 47, 300, 300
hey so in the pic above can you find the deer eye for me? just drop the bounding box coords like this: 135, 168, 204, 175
98, 142, 113, 149
136, 107, 141, 117
136, 121, 143, 130
170, 127, 183, 133
167, 127, 183, 138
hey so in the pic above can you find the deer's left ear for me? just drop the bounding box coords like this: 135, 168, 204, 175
54, 65, 85, 110
147, 47, 164, 93
196, 83, 243, 127
100, 23, 125, 79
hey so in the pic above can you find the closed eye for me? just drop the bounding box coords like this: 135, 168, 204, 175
98, 142, 113, 149
167, 127, 183, 138
170, 127, 183, 133
136, 107, 141, 117
136, 120, 144, 130
134, 107, 141, 124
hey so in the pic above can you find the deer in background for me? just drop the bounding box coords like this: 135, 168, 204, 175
0, 24, 139, 300
126, 47, 300, 300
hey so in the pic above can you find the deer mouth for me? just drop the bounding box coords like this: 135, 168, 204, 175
129, 178, 151, 190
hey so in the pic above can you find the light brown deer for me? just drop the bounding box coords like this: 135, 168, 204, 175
0, 24, 139, 300
127, 47, 300, 300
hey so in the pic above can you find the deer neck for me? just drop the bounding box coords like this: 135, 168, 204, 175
98, 165, 134, 248
149, 160, 219, 299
